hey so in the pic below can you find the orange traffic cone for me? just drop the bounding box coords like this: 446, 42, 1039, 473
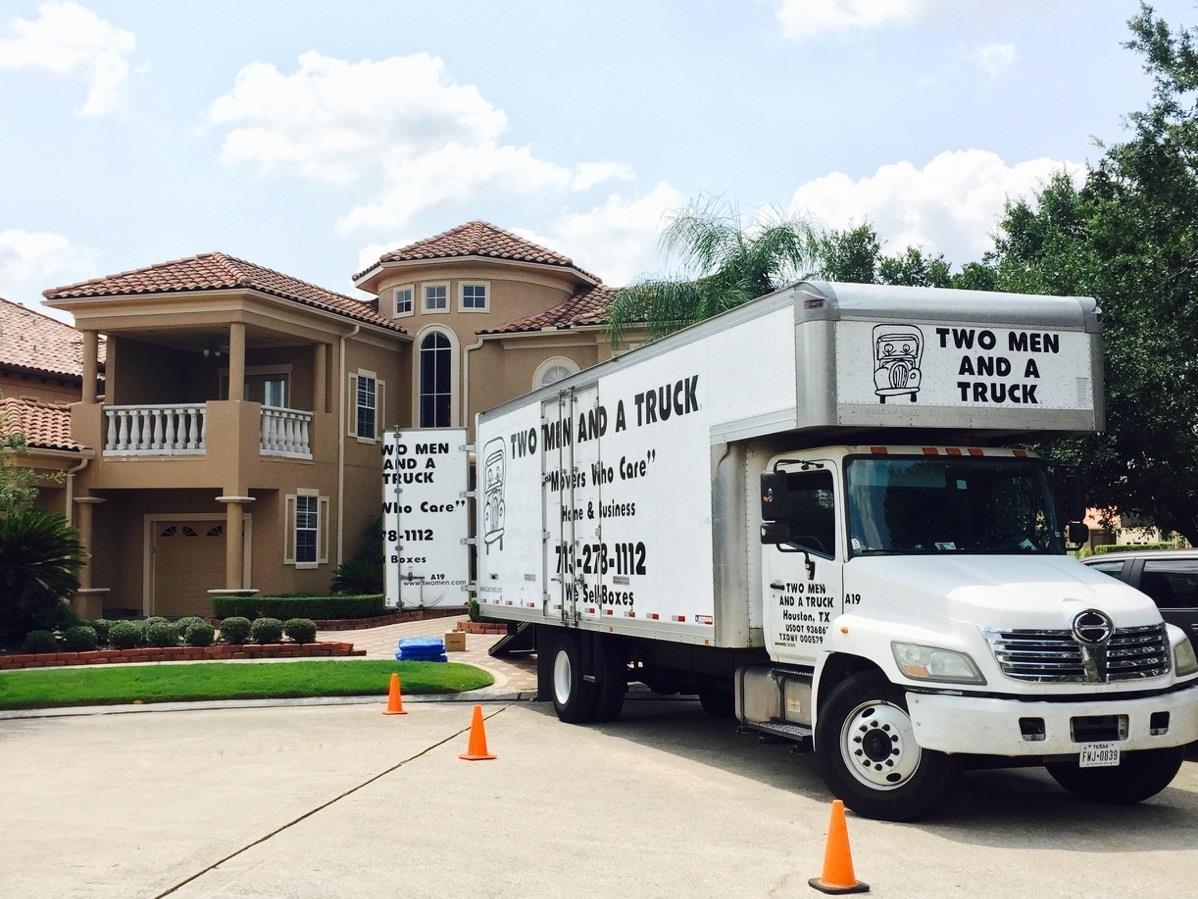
382, 672, 408, 715
458, 704, 496, 760
808, 800, 869, 894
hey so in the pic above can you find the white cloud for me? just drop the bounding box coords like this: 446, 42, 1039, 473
512, 182, 685, 285
969, 42, 1017, 78
775, 0, 936, 41
0, 229, 98, 320
0, 2, 136, 116
208, 52, 632, 232
790, 149, 1083, 262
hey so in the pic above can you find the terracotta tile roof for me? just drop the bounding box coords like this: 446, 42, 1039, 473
0, 296, 100, 380
478, 284, 616, 334
355, 220, 598, 282
0, 397, 79, 451
43, 253, 403, 333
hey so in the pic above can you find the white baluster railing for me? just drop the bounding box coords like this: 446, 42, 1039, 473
103, 404, 207, 456
259, 407, 313, 459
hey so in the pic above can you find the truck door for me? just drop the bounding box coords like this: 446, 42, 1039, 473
763, 462, 844, 666
543, 390, 577, 624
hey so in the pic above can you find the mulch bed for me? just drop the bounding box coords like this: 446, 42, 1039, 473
0, 642, 364, 670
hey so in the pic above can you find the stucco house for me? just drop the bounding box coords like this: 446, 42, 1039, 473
34, 221, 636, 619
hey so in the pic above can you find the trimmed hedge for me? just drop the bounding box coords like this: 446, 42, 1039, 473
1093, 542, 1176, 555
219, 616, 251, 645
22, 630, 58, 654
63, 625, 98, 652
184, 621, 215, 647
283, 618, 317, 644
109, 621, 143, 649
213, 595, 385, 621
145, 622, 179, 647
250, 617, 284, 644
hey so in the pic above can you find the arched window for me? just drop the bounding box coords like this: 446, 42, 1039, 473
419, 331, 452, 427
533, 356, 580, 390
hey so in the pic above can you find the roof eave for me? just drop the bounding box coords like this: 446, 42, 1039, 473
353, 255, 599, 294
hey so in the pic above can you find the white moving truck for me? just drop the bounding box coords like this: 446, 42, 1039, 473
475, 281, 1198, 820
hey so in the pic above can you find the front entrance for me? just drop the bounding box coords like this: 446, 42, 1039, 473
147, 514, 251, 616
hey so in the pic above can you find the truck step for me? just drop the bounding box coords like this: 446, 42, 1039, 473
488, 621, 537, 658
741, 720, 814, 746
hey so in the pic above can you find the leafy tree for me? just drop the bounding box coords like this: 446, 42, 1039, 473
816, 224, 880, 282
877, 246, 953, 288
606, 197, 817, 342
0, 509, 84, 642
987, 4, 1198, 544
0, 411, 38, 515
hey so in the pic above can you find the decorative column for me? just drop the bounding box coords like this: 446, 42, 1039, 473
228, 322, 246, 402
214, 494, 255, 592
72, 495, 108, 618
81, 331, 99, 404
313, 343, 327, 414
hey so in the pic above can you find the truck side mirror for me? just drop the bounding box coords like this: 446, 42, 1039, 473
761, 472, 788, 522
1066, 475, 1087, 523
760, 521, 791, 545
1067, 522, 1090, 548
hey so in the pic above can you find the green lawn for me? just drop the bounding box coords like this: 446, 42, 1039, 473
0, 660, 494, 710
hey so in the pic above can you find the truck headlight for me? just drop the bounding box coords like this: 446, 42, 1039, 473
891, 642, 987, 685
1176, 638, 1198, 677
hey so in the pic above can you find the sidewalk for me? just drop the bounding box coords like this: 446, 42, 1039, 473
318, 615, 537, 693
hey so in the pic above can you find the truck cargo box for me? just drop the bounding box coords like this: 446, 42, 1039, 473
475, 281, 1103, 649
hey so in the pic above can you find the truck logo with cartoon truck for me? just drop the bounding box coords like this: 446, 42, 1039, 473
482, 437, 506, 554
873, 324, 924, 403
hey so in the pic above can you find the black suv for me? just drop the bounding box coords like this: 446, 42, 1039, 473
1081, 550, 1198, 644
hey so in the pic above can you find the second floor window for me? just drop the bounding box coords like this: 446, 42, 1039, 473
394, 286, 413, 316
356, 374, 376, 438
461, 282, 488, 310
424, 284, 448, 312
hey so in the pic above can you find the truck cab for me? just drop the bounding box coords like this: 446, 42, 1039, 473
756, 443, 1198, 819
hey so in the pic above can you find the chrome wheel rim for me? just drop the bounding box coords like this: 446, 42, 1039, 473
840, 700, 921, 790
553, 649, 573, 706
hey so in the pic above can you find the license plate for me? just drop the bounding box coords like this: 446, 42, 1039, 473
1079, 743, 1120, 768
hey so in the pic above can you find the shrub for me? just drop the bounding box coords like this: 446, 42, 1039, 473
62, 625, 98, 652
468, 598, 480, 622
183, 620, 215, 647
22, 629, 57, 653
219, 616, 251, 645
331, 558, 383, 595
145, 622, 179, 647
89, 618, 112, 646
250, 617, 283, 644
173, 616, 204, 634
0, 510, 84, 642
108, 620, 143, 649
1093, 542, 1175, 555
144, 616, 167, 628
283, 618, 317, 644
212, 595, 386, 621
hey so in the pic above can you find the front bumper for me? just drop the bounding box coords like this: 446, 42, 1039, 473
906, 682, 1198, 756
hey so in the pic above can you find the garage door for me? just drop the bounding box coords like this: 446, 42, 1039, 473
153, 522, 226, 617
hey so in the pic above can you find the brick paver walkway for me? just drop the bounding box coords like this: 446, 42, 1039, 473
318, 616, 537, 693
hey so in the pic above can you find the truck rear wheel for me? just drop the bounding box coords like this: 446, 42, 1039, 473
698, 682, 735, 718
815, 671, 958, 821
1047, 747, 1184, 804
593, 640, 627, 723
549, 631, 598, 724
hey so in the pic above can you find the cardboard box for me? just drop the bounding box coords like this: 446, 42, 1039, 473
444, 631, 467, 652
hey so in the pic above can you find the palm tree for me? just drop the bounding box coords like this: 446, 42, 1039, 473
606, 197, 818, 343
0, 509, 84, 642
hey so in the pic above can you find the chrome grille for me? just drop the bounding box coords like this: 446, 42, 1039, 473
985, 623, 1171, 683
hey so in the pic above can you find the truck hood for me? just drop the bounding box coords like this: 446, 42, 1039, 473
846, 554, 1161, 631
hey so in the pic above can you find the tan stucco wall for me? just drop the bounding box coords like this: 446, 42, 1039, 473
0, 370, 82, 404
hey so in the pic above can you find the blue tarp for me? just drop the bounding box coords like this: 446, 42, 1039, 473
395, 636, 448, 663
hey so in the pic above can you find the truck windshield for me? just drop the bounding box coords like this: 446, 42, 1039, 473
844, 456, 1064, 556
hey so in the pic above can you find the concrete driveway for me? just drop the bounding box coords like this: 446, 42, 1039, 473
2, 699, 1196, 898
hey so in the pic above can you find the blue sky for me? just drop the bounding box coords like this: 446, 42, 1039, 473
1, 0, 1195, 320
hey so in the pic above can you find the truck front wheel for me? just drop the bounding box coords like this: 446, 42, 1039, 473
549, 631, 598, 724
1047, 747, 1184, 804
815, 671, 958, 821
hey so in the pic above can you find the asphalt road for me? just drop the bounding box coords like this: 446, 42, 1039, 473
2, 698, 1196, 898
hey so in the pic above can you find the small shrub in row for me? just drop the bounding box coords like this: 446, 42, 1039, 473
184, 621, 215, 647
22, 630, 58, 654
249, 617, 283, 644
62, 625, 98, 652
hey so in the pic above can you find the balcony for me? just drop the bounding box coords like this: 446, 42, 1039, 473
103, 403, 313, 459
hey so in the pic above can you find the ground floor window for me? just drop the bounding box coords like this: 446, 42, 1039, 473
285, 491, 329, 567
